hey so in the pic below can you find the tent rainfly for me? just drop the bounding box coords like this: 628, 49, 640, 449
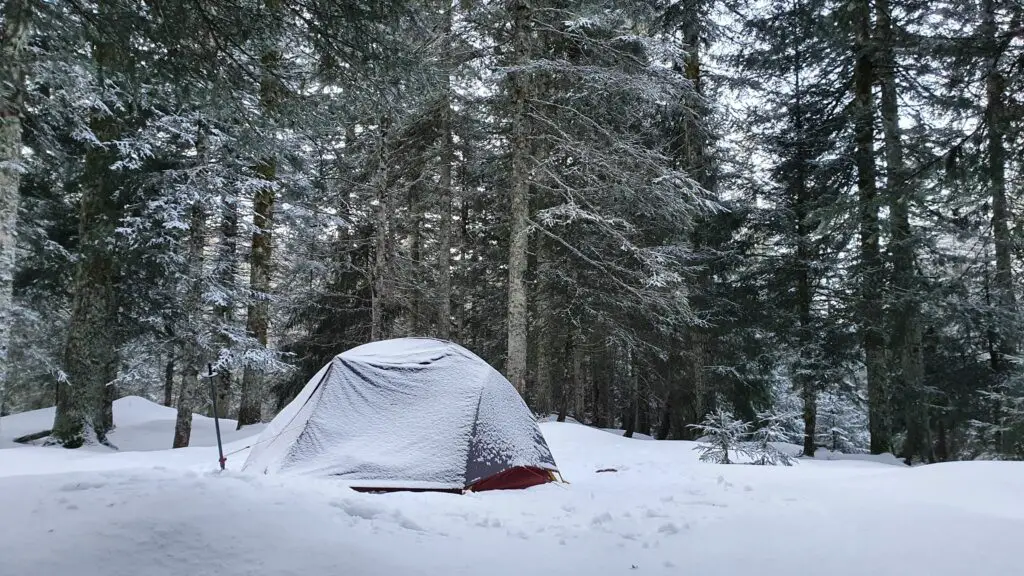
242, 338, 561, 492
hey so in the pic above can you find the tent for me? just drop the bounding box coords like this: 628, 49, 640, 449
242, 338, 561, 492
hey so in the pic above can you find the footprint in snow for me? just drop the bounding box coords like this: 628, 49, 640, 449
682, 500, 727, 508
644, 508, 667, 518
474, 517, 502, 528
331, 498, 386, 520
58, 481, 107, 492
658, 522, 687, 535
330, 499, 423, 532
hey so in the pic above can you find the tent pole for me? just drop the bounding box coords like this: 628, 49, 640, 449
208, 363, 226, 470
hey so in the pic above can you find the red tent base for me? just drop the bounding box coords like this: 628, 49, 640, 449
346, 466, 558, 494
467, 466, 556, 492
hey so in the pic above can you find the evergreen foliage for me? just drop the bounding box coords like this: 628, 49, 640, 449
0, 0, 1019, 461
691, 408, 751, 465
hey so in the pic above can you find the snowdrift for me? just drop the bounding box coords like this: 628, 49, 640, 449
1, 397, 1022, 576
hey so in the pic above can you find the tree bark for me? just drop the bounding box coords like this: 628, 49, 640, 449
163, 356, 175, 407
876, 0, 927, 463
455, 198, 469, 338
236, 162, 274, 428
982, 0, 1017, 366
173, 198, 208, 449
408, 181, 424, 334
53, 114, 121, 447
636, 380, 650, 437
371, 115, 393, 342
656, 393, 672, 440
790, 20, 817, 457
851, 0, 891, 455
436, 0, 454, 340
623, 350, 637, 438
505, 0, 532, 395
679, 15, 713, 430
237, 10, 281, 428
556, 328, 573, 422
982, 0, 1017, 456
214, 197, 237, 418
0, 0, 30, 418
53, 9, 124, 446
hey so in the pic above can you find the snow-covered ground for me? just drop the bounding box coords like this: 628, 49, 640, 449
1, 398, 1022, 576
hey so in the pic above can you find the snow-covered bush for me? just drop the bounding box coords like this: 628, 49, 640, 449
690, 408, 751, 464
815, 391, 870, 454
748, 411, 796, 466
692, 408, 799, 466
971, 371, 1024, 460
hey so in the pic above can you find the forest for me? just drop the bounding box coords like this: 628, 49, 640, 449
0, 0, 1020, 463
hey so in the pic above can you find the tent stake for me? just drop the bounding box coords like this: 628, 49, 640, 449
208, 363, 226, 470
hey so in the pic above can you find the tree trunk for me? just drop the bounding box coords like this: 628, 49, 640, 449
623, 350, 637, 438
936, 420, 949, 462
236, 163, 274, 428
436, 0, 454, 340
52, 11, 126, 446
790, 30, 817, 458
851, 0, 890, 455
173, 127, 209, 448
557, 328, 572, 422
173, 357, 198, 448
636, 380, 650, 437
678, 16, 713, 430
371, 115, 393, 342
505, 0, 532, 395
214, 197, 237, 418
656, 393, 672, 440
876, 0, 927, 463
534, 316, 552, 416
0, 0, 30, 417
237, 13, 281, 428
592, 374, 606, 428
455, 198, 469, 338
163, 356, 175, 407
408, 181, 424, 335
982, 0, 1017, 368
53, 113, 122, 447
982, 0, 1017, 457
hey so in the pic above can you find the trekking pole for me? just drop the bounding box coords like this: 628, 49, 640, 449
207, 363, 226, 470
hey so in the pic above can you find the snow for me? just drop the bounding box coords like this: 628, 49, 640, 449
0, 395, 266, 476
1, 397, 1023, 576
0, 395, 265, 452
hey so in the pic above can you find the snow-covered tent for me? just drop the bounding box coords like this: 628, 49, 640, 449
242, 338, 561, 492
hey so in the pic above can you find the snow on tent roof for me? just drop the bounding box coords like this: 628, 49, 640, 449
242, 338, 560, 491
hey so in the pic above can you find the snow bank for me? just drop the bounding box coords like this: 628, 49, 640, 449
1, 399, 1022, 576
1, 395, 265, 451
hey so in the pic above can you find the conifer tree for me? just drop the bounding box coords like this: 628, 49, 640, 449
0, 0, 30, 418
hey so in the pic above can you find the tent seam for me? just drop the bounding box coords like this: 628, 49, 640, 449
463, 382, 487, 487
277, 362, 336, 470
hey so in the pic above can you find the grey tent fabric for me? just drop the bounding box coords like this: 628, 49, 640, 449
242, 338, 559, 490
